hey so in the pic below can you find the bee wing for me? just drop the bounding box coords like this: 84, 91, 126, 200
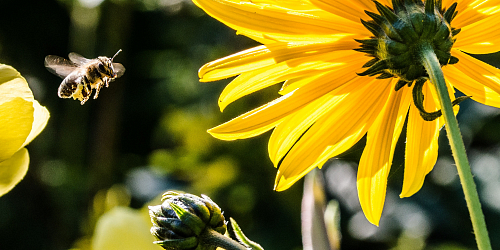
45, 55, 78, 79
113, 63, 126, 78
68, 52, 92, 65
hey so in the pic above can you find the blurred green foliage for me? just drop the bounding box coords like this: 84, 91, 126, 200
1, 0, 500, 250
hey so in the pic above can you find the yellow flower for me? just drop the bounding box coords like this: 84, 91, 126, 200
194, 0, 500, 225
92, 207, 163, 250
0, 64, 49, 197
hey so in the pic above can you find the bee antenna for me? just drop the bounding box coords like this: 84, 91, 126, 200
112, 49, 122, 61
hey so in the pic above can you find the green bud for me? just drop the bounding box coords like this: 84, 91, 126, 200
149, 191, 227, 250
356, 0, 466, 121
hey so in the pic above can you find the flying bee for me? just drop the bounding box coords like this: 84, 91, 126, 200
45, 49, 125, 105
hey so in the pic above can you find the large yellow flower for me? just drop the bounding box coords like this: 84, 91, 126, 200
194, 0, 500, 225
0, 64, 49, 197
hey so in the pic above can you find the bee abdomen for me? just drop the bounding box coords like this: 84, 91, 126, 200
58, 74, 81, 98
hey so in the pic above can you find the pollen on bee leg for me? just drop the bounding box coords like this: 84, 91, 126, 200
94, 82, 104, 99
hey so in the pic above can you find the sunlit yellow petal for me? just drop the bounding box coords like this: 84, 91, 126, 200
309, 0, 389, 23
454, 12, 500, 53
0, 98, 34, 162
208, 55, 366, 140
269, 76, 369, 166
444, 65, 500, 107
274, 78, 393, 191
451, 50, 500, 96
22, 101, 50, 148
452, 0, 500, 28
0, 64, 34, 105
279, 73, 329, 95
192, 0, 365, 42
199, 40, 357, 82
0, 148, 29, 197
357, 86, 409, 226
401, 84, 441, 198
218, 47, 361, 110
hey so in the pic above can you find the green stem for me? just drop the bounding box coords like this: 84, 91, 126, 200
200, 228, 248, 250
418, 42, 492, 250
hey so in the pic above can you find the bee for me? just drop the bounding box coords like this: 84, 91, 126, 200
45, 49, 125, 105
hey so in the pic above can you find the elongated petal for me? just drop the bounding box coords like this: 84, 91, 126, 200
269, 76, 370, 166
309, 0, 389, 23
401, 79, 458, 197
401, 83, 441, 198
199, 40, 357, 82
218, 46, 361, 110
0, 98, 34, 162
208, 54, 366, 140
357, 86, 409, 226
22, 101, 50, 148
451, 50, 500, 96
444, 68, 500, 107
0, 64, 39, 162
0, 148, 29, 197
454, 12, 500, 54
192, 0, 367, 43
452, 0, 500, 28
274, 77, 394, 191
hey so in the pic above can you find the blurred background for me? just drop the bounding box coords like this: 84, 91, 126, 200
1, 0, 500, 249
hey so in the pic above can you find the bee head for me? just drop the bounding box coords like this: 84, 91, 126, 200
97, 57, 116, 78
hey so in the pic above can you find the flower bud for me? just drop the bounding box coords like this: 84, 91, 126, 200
355, 0, 468, 121
149, 191, 227, 250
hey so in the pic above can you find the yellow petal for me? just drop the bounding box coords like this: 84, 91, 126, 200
208, 54, 366, 140
218, 47, 361, 110
0, 98, 34, 162
192, 0, 364, 42
0, 148, 29, 197
0, 64, 34, 105
357, 86, 409, 226
92, 207, 161, 250
199, 40, 357, 82
309, 0, 389, 23
401, 83, 441, 198
452, 0, 500, 28
274, 78, 394, 191
269, 76, 376, 166
454, 12, 500, 54
451, 50, 500, 96
444, 64, 500, 107
237, 30, 356, 44
22, 101, 50, 148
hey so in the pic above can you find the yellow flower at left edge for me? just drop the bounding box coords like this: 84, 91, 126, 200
0, 64, 49, 197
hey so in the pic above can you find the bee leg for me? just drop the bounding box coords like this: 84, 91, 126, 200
104, 77, 110, 88
94, 82, 104, 99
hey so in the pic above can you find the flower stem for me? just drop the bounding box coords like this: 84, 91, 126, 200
418, 42, 492, 250
200, 228, 248, 250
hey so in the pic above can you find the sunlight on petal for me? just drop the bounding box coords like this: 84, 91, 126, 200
22, 101, 50, 148
444, 65, 500, 107
274, 78, 394, 191
0, 148, 29, 197
0, 98, 34, 162
453, 0, 500, 28
192, 0, 367, 41
357, 86, 409, 226
218, 48, 361, 110
401, 83, 441, 198
454, 13, 500, 53
209, 56, 366, 140
451, 50, 500, 95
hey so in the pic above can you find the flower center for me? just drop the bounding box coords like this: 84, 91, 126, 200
355, 0, 467, 121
